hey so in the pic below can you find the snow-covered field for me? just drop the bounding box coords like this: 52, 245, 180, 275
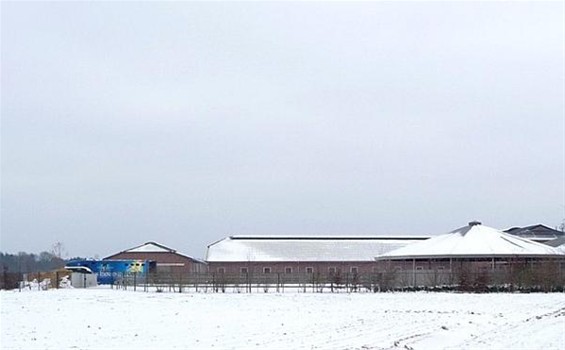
1, 289, 564, 350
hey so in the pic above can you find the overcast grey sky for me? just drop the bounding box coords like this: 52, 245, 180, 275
1, 2, 564, 259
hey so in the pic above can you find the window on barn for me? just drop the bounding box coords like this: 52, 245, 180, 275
263, 267, 271, 274
328, 267, 336, 274
350, 267, 358, 275
305, 267, 313, 274
217, 267, 225, 274
416, 266, 424, 271
437, 266, 445, 270
240, 267, 248, 274
285, 267, 292, 274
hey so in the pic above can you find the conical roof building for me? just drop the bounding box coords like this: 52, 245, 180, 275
376, 221, 564, 260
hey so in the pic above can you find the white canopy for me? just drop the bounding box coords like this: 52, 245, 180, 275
376, 222, 565, 260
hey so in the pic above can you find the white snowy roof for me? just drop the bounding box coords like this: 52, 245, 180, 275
206, 236, 428, 262
125, 242, 175, 253
104, 241, 207, 264
376, 222, 565, 260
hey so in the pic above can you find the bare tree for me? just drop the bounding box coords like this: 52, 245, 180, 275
51, 242, 66, 259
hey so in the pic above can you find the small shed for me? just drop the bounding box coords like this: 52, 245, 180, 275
104, 242, 206, 274
70, 272, 98, 288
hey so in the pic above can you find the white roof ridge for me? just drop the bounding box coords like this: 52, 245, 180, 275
125, 241, 176, 253
229, 235, 430, 239
206, 236, 428, 262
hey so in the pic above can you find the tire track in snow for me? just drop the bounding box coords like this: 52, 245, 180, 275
307, 308, 457, 350
446, 304, 565, 350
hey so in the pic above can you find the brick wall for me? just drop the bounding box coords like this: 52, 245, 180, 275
208, 261, 375, 276
105, 252, 206, 274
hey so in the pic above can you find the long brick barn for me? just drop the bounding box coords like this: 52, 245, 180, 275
205, 235, 428, 276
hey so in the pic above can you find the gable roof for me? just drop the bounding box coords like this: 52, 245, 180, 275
104, 241, 205, 263
376, 222, 564, 260
124, 241, 176, 253
206, 235, 429, 262
504, 224, 564, 241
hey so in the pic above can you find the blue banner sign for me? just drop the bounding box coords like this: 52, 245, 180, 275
65, 259, 156, 284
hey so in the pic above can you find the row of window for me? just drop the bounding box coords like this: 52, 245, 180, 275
216, 267, 360, 274
101, 263, 145, 267
215, 266, 447, 274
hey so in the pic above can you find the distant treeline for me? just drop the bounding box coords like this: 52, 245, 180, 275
0, 252, 74, 273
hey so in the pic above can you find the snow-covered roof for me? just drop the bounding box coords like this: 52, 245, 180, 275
504, 224, 564, 242
206, 236, 428, 262
125, 242, 175, 253
103, 241, 207, 264
376, 222, 565, 260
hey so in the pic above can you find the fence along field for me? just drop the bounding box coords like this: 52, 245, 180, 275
103, 259, 565, 293
3, 259, 564, 293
